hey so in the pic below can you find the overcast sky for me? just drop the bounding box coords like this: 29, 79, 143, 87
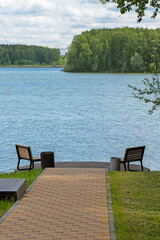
0, 0, 159, 49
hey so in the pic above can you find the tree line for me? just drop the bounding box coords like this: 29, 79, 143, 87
65, 27, 160, 73
0, 44, 60, 66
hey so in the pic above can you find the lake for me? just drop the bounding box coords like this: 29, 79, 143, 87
0, 68, 159, 172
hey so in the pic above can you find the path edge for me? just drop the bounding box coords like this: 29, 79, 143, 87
106, 169, 117, 240
0, 168, 47, 225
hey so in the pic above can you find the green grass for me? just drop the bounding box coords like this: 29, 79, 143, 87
0, 169, 42, 217
109, 171, 160, 240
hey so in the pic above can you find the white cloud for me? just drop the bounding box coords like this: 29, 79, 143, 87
78, 0, 101, 4
0, 0, 159, 48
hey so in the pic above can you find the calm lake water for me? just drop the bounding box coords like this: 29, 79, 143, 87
0, 68, 159, 172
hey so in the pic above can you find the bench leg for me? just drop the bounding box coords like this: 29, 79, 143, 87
140, 161, 144, 171
128, 161, 144, 171
17, 159, 21, 170
124, 162, 127, 171
120, 162, 127, 171
17, 159, 34, 171
29, 162, 34, 171
128, 162, 131, 171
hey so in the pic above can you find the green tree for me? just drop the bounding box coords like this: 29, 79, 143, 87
2, 54, 11, 65
78, 42, 92, 72
66, 44, 78, 71
12, 50, 21, 64
65, 28, 160, 73
0, 44, 60, 66
130, 52, 144, 72
90, 35, 105, 71
100, 0, 160, 22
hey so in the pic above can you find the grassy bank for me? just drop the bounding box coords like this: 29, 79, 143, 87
0, 169, 42, 217
109, 171, 160, 240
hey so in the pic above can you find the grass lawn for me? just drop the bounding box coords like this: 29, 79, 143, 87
109, 171, 160, 240
0, 169, 42, 217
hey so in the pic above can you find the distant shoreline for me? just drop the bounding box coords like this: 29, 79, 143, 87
0, 65, 65, 68
0, 66, 154, 74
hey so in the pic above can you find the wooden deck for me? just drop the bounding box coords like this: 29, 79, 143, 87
0, 178, 26, 201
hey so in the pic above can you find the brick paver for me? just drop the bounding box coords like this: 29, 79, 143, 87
0, 168, 110, 240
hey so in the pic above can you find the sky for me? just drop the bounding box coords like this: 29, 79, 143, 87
0, 0, 159, 49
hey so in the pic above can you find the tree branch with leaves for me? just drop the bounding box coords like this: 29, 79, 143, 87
100, 0, 160, 22
128, 73, 160, 114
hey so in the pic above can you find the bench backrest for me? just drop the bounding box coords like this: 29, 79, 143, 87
124, 146, 145, 163
15, 144, 33, 161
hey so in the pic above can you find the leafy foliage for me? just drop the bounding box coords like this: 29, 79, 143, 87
0, 44, 60, 66
130, 52, 144, 72
100, 0, 160, 22
65, 27, 160, 73
129, 73, 160, 114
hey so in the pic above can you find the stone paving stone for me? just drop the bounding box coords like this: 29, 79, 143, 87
0, 168, 110, 240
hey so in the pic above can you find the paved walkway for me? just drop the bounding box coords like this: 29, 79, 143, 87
0, 168, 110, 240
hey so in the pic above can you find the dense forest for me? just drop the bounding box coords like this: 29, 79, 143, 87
0, 44, 60, 66
65, 27, 160, 73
